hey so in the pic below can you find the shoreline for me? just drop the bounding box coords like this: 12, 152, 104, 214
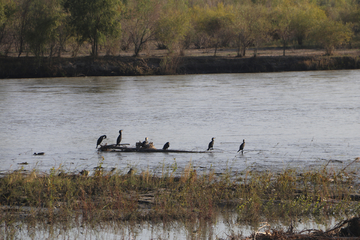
1, 54, 360, 79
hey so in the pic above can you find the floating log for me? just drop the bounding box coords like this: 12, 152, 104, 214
98, 144, 208, 153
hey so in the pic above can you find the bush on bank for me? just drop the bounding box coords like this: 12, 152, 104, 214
1, 55, 360, 79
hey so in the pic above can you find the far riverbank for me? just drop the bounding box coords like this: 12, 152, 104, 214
1, 52, 360, 78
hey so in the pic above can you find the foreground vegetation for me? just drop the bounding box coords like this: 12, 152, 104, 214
1, 160, 360, 238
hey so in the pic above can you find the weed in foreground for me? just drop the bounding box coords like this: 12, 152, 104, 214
0, 161, 359, 236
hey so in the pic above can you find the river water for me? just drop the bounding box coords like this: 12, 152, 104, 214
1, 70, 360, 239
1, 70, 360, 176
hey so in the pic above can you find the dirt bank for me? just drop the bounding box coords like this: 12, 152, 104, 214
1, 54, 360, 79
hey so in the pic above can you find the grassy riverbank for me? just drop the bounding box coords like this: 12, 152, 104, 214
1, 160, 360, 238
1, 48, 360, 78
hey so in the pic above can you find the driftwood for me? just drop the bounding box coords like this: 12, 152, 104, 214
98, 144, 208, 153
252, 217, 360, 240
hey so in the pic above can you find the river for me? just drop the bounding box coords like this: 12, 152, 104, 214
1, 70, 359, 176
1, 70, 360, 239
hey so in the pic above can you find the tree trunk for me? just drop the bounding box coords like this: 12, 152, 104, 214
18, 37, 23, 57
283, 40, 286, 56
134, 44, 141, 57
237, 46, 241, 57
17, 0, 31, 58
297, 35, 303, 46
133, 35, 145, 57
253, 47, 258, 57
95, 35, 98, 57
92, 30, 98, 57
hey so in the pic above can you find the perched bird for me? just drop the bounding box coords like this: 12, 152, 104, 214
116, 130, 123, 146
163, 142, 170, 150
96, 135, 107, 148
80, 170, 89, 176
207, 137, 215, 151
238, 139, 245, 154
128, 168, 135, 175
142, 137, 149, 147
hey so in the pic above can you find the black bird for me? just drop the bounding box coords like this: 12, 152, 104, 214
207, 137, 215, 151
163, 142, 170, 150
116, 130, 123, 146
80, 170, 89, 176
128, 168, 135, 175
238, 139, 245, 153
96, 135, 107, 148
142, 137, 149, 147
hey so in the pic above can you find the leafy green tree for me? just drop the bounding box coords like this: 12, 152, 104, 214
0, 0, 16, 54
154, 2, 190, 54
14, 0, 32, 57
53, 9, 74, 57
250, 5, 271, 57
192, 4, 234, 56
63, 0, 121, 57
23, 0, 62, 57
232, 3, 269, 57
0, 0, 5, 26
270, 1, 296, 56
189, 6, 210, 49
0, 0, 6, 53
290, 3, 326, 45
310, 19, 353, 55
335, 1, 360, 47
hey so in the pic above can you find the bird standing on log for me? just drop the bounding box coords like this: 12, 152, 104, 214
163, 142, 170, 150
207, 137, 215, 151
142, 137, 149, 147
96, 135, 107, 148
238, 139, 245, 154
116, 130, 123, 146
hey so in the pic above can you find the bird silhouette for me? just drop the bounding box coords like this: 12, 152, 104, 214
163, 142, 170, 150
207, 137, 215, 151
80, 170, 89, 176
238, 139, 245, 154
96, 135, 107, 148
116, 130, 123, 146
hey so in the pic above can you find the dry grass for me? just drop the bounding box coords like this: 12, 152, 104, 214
1, 161, 359, 223
1, 160, 360, 239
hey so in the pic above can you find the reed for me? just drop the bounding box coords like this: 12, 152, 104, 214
1, 161, 359, 230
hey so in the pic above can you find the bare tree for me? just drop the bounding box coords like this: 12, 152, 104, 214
14, 0, 31, 57
123, 0, 160, 57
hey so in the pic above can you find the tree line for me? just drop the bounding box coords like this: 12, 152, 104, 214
0, 0, 359, 58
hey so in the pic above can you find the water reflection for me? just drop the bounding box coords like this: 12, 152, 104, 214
2, 210, 337, 240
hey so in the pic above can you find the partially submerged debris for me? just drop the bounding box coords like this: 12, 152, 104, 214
253, 217, 360, 240
99, 144, 207, 153
17, 162, 28, 165
33, 152, 45, 155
